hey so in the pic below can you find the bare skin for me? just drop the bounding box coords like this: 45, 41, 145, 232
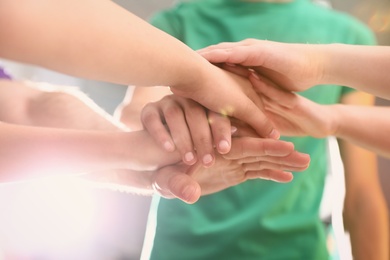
199, 39, 390, 100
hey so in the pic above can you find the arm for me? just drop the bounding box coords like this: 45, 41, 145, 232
0, 123, 181, 182
0, 0, 275, 138
119, 69, 272, 166
0, 80, 181, 181
2, 78, 280, 204
0, 79, 301, 204
339, 92, 389, 260
0, 79, 126, 131
199, 40, 390, 99
249, 75, 390, 158
87, 138, 310, 204
137, 91, 310, 177
0, 79, 209, 203
115, 86, 172, 131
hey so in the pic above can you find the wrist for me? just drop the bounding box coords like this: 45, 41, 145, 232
119, 130, 181, 171
169, 56, 214, 98
329, 104, 344, 137
320, 43, 346, 85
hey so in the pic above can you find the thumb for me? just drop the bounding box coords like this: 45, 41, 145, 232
153, 164, 201, 204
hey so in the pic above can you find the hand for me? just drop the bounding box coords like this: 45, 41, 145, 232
198, 39, 325, 92
249, 74, 338, 138
141, 94, 235, 167
188, 136, 310, 196
84, 136, 310, 204
170, 65, 280, 139
152, 136, 309, 201
82, 166, 201, 204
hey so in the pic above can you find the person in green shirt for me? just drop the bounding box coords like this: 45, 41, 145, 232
121, 0, 388, 259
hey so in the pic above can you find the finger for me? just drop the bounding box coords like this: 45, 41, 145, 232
243, 161, 308, 172
162, 98, 197, 165
235, 72, 267, 113
262, 96, 293, 115
198, 41, 263, 65
212, 74, 279, 139
261, 96, 301, 126
197, 41, 247, 53
181, 99, 215, 167
230, 96, 279, 139
221, 63, 252, 78
225, 137, 295, 160
208, 111, 232, 155
229, 118, 258, 138
141, 102, 176, 152
199, 47, 250, 65
174, 68, 279, 139
245, 169, 293, 183
249, 73, 297, 109
152, 164, 201, 204
238, 151, 310, 168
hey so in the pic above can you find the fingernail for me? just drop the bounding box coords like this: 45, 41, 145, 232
185, 152, 195, 162
182, 185, 196, 203
163, 141, 175, 152
203, 154, 214, 165
231, 126, 238, 135
251, 72, 260, 80
268, 129, 280, 139
218, 140, 230, 153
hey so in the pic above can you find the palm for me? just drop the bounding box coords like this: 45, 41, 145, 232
189, 153, 246, 196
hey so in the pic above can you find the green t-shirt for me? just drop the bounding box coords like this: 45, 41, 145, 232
142, 1, 376, 259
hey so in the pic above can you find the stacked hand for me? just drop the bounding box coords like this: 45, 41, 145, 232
134, 94, 309, 203
198, 39, 324, 92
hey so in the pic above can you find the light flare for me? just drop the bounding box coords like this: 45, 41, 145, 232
0, 176, 98, 255
219, 105, 234, 117
369, 11, 390, 33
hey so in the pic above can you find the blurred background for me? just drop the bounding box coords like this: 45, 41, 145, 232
0, 0, 389, 259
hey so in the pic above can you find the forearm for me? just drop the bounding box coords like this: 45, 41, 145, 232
344, 191, 389, 260
25, 83, 127, 131
84, 169, 155, 196
0, 80, 126, 131
0, 122, 181, 182
322, 44, 390, 99
340, 139, 389, 260
117, 86, 173, 130
332, 105, 390, 158
0, 0, 209, 89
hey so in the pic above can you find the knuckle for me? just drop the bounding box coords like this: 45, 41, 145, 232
141, 110, 158, 124
164, 105, 183, 120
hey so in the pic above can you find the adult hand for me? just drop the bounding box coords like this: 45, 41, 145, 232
249, 74, 337, 138
141, 94, 233, 167
153, 135, 310, 200
85, 135, 310, 204
158, 136, 310, 199
81, 166, 200, 204
198, 39, 325, 92
170, 65, 279, 139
